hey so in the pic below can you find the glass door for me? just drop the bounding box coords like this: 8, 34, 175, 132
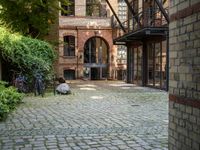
155, 43, 161, 88
84, 37, 109, 80
161, 41, 167, 89
146, 41, 166, 89
147, 43, 154, 86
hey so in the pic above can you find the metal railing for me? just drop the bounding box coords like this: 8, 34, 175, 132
112, 6, 169, 38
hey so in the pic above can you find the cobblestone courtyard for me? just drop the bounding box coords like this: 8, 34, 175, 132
0, 81, 168, 150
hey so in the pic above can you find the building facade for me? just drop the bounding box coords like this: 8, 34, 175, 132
168, 0, 200, 149
112, 0, 169, 90
115, 0, 127, 80
54, 0, 126, 80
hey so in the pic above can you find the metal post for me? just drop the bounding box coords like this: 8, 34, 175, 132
142, 41, 148, 86
154, 0, 169, 23
166, 31, 169, 91
124, 0, 142, 27
76, 55, 78, 79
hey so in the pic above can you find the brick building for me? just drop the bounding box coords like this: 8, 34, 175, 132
110, 0, 200, 148
109, 0, 200, 147
54, 0, 127, 80
111, 0, 169, 90
168, 0, 200, 149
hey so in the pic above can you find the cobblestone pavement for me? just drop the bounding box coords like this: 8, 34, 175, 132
0, 81, 168, 150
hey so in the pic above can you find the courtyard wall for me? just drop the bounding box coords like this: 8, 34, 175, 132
169, 0, 200, 149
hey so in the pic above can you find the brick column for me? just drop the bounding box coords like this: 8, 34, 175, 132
169, 1, 200, 150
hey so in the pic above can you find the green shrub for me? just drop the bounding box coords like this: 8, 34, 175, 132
0, 27, 57, 81
0, 101, 9, 120
0, 81, 24, 120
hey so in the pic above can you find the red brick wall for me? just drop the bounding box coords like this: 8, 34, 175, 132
78, 29, 113, 53
56, 27, 117, 79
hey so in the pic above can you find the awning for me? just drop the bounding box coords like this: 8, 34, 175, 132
114, 27, 168, 44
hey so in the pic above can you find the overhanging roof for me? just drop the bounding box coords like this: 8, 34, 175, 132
114, 27, 169, 44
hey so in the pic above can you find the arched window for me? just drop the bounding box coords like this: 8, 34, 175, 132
83, 36, 109, 80
63, 36, 75, 56
61, 0, 75, 16
84, 37, 108, 64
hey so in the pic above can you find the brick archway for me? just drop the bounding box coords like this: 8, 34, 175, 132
83, 36, 109, 80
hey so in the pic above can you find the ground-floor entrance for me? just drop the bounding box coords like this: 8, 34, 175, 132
83, 36, 109, 80
146, 41, 167, 89
127, 40, 168, 90
83, 65, 108, 80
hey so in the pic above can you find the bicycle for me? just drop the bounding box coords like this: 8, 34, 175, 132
14, 73, 29, 93
34, 73, 45, 97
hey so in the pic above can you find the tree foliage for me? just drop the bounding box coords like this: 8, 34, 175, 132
0, 0, 70, 38
0, 27, 56, 79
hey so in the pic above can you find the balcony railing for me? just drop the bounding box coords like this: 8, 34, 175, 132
112, 7, 169, 38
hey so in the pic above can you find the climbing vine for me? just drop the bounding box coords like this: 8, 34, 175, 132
0, 27, 57, 80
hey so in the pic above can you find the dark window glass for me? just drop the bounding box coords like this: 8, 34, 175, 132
84, 37, 108, 64
64, 70, 75, 80
86, 0, 107, 17
61, 0, 75, 16
64, 36, 75, 56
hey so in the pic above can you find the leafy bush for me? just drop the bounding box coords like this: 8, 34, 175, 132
0, 27, 57, 80
0, 81, 24, 120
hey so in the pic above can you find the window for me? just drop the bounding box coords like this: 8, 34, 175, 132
64, 70, 75, 80
63, 36, 75, 56
61, 0, 75, 16
84, 37, 108, 64
118, 0, 127, 22
86, 0, 107, 17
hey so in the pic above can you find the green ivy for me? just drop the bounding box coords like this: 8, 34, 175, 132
0, 27, 57, 80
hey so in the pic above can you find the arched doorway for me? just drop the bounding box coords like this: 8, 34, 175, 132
84, 36, 109, 80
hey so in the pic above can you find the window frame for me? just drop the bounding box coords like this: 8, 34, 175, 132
61, 0, 75, 16
63, 35, 75, 57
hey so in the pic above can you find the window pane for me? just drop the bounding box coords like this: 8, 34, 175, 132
147, 43, 154, 86
155, 42, 161, 88
61, 0, 75, 16
63, 36, 75, 56
64, 70, 75, 80
86, 0, 107, 17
